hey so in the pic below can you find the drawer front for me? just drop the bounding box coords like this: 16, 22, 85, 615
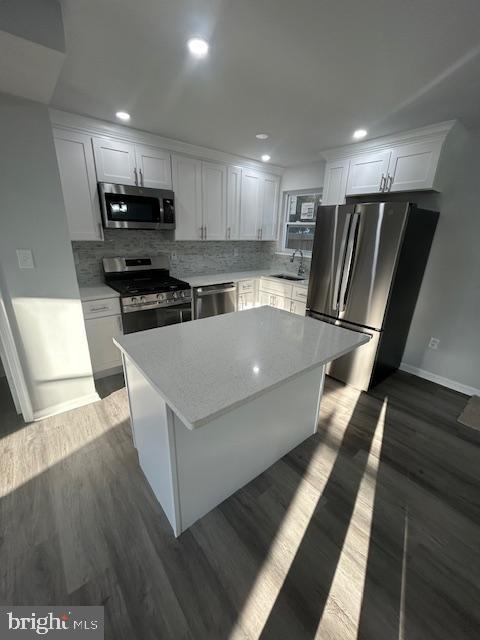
259, 278, 293, 298
83, 297, 120, 319
292, 285, 308, 302
237, 279, 255, 293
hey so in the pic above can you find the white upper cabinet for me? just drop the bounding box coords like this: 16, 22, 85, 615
388, 140, 441, 192
323, 121, 454, 204
239, 169, 262, 240
171, 154, 203, 240
260, 173, 280, 241
346, 150, 391, 195
237, 169, 279, 240
93, 137, 172, 188
135, 144, 172, 189
322, 159, 350, 205
201, 161, 227, 240
92, 137, 137, 185
227, 165, 242, 240
54, 129, 103, 241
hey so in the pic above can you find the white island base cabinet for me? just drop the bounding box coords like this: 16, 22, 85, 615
123, 354, 324, 536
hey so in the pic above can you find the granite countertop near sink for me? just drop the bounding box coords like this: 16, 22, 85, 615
182, 270, 309, 288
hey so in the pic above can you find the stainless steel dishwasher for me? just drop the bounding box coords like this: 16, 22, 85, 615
193, 282, 237, 319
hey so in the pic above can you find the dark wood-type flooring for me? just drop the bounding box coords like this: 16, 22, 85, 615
1, 370, 479, 639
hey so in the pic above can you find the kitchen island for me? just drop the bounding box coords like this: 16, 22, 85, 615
114, 306, 369, 536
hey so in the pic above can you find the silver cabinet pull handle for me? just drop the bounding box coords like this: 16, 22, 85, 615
260, 228, 263, 240
134, 167, 138, 185
227, 227, 231, 240
200, 227, 203, 240
379, 174, 385, 192
204, 226, 207, 240
90, 305, 109, 312
116, 315, 123, 331
387, 174, 394, 191
139, 168, 144, 186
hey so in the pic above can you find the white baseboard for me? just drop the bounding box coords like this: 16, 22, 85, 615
33, 391, 101, 421
399, 362, 480, 397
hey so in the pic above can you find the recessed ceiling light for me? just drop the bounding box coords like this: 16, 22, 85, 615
115, 111, 130, 122
256, 133, 269, 140
261, 154, 271, 162
187, 37, 209, 58
353, 128, 367, 140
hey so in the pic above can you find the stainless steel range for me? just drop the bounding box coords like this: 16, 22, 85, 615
103, 256, 192, 334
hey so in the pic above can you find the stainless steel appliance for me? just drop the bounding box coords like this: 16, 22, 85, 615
307, 202, 439, 390
193, 283, 237, 319
103, 256, 191, 334
99, 183, 175, 230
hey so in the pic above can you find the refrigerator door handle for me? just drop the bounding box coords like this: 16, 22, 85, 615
332, 214, 352, 311
339, 213, 360, 312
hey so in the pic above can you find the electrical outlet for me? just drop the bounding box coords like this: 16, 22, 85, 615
428, 337, 440, 350
233, 248, 239, 257
170, 252, 178, 264
16, 249, 34, 269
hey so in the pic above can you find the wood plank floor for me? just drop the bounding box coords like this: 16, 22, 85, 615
1, 370, 480, 639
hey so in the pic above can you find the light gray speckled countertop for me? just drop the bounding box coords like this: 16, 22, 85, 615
182, 269, 308, 288
114, 306, 369, 429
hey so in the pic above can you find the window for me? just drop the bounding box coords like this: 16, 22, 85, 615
280, 191, 322, 255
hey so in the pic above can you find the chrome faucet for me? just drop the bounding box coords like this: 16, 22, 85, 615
290, 249, 306, 277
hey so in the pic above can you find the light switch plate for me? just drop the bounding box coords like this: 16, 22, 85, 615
16, 249, 35, 270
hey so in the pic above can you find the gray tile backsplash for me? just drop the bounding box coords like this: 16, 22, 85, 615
72, 230, 311, 286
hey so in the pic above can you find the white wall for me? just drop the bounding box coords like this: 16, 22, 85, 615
400, 126, 480, 394
0, 92, 97, 418
280, 160, 325, 193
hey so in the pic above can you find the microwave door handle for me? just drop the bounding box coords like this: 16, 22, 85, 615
332, 214, 351, 311
339, 213, 360, 313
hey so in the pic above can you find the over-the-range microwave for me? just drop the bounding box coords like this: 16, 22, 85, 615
98, 182, 176, 230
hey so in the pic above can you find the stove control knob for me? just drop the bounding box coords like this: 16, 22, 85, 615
140, 296, 146, 304
131, 297, 138, 304
172, 292, 178, 300
180, 291, 184, 298
156, 293, 163, 301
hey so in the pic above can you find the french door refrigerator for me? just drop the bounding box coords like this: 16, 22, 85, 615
307, 202, 438, 390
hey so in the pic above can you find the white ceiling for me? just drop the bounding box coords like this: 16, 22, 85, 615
52, 0, 480, 166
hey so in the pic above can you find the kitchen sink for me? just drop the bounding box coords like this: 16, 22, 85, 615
271, 273, 305, 281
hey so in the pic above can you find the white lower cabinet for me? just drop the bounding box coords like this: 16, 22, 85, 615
289, 300, 307, 316
83, 298, 123, 376
258, 278, 308, 316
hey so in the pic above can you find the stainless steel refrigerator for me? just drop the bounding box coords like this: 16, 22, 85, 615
307, 202, 438, 391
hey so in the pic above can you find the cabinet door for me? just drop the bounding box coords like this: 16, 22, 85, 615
239, 169, 261, 240
54, 129, 103, 241
227, 165, 242, 240
290, 300, 306, 316
260, 173, 280, 240
171, 154, 203, 240
135, 144, 172, 189
92, 137, 137, 185
388, 141, 441, 192
259, 292, 272, 307
202, 161, 227, 240
322, 159, 350, 205
346, 150, 391, 195
84, 315, 123, 374
238, 292, 255, 310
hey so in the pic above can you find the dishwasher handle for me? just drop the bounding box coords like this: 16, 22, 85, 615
195, 283, 236, 297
